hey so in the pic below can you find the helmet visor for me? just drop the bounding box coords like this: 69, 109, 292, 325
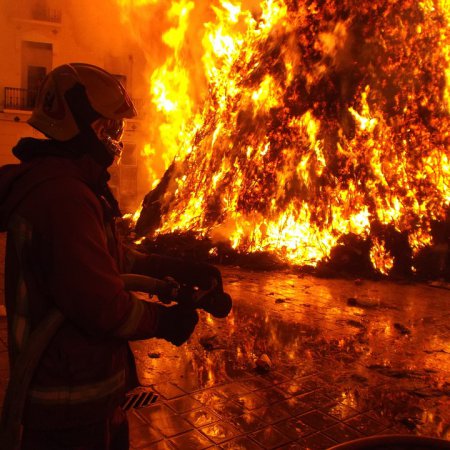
92, 118, 125, 160
104, 118, 125, 141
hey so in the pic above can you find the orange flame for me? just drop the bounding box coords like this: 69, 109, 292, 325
118, 0, 450, 274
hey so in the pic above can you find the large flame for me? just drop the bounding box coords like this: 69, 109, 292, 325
118, 0, 450, 274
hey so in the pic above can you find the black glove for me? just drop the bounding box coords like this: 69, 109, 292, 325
157, 276, 180, 304
155, 304, 199, 346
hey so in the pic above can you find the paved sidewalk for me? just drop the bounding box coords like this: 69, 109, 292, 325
1, 267, 449, 449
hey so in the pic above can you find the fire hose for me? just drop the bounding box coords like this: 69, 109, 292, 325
0, 271, 231, 450
120, 273, 233, 318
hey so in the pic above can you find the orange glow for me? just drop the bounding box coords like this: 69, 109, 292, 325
117, 0, 450, 274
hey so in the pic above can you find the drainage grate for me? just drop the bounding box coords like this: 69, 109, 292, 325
122, 390, 158, 411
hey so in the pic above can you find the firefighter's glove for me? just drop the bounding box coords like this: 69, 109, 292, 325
157, 276, 180, 304
155, 304, 199, 346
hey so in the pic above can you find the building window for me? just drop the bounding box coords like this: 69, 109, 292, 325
21, 41, 52, 89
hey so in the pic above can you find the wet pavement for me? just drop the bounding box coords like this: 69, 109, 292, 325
1, 266, 449, 448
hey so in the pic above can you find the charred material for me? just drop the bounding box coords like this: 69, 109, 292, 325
134, 224, 450, 280
134, 0, 450, 278
135, 163, 175, 237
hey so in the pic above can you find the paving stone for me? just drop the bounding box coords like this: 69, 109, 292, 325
129, 423, 164, 448
193, 388, 227, 405
277, 442, 309, 449
198, 421, 241, 444
322, 422, 363, 443
166, 395, 203, 413
234, 392, 268, 411
278, 377, 323, 397
365, 409, 394, 427
173, 374, 206, 393
223, 366, 254, 380
220, 436, 263, 449
228, 412, 267, 433
298, 410, 339, 431
253, 387, 289, 405
137, 403, 177, 424
299, 390, 335, 408
250, 425, 292, 449
345, 413, 388, 435
273, 416, 316, 440
211, 399, 247, 419
153, 382, 188, 400
181, 407, 221, 428
169, 429, 214, 449
252, 403, 292, 424
150, 414, 193, 438
276, 396, 314, 416
240, 377, 272, 391
127, 409, 151, 430
215, 382, 251, 399
297, 432, 338, 449
319, 402, 360, 421
138, 440, 175, 450
258, 371, 290, 386
279, 364, 317, 379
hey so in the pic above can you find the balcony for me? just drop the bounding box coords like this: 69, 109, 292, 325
3, 87, 37, 112
14, 0, 62, 25
31, 4, 61, 23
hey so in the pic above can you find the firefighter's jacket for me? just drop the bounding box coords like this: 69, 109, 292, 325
0, 138, 160, 429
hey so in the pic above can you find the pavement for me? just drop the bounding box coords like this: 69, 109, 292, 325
0, 266, 449, 449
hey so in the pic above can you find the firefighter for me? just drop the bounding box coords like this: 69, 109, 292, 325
0, 63, 199, 450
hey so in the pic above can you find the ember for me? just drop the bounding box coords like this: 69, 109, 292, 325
120, 0, 450, 278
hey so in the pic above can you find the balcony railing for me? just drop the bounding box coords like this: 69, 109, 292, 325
4, 87, 37, 111
15, 0, 62, 24
31, 5, 61, 23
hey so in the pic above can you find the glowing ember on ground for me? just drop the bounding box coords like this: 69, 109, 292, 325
118, 0, 450, 275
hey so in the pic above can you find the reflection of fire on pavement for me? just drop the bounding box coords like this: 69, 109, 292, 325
131, 267, 450, 440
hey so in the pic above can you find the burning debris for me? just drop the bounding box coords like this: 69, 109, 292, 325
128, 0, 449, 279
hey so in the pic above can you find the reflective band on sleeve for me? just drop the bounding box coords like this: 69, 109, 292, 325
8, 214, 34, 354
114, 293, 146, 339
28, 369, 126, 405
12, 313, 30, 354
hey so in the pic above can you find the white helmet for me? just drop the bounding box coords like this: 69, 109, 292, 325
28, 63, 137, 142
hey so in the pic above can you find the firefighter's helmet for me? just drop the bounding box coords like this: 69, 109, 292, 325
28, 63, 136, 142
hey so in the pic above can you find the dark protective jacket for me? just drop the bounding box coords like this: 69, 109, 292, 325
0, 138, 160, 430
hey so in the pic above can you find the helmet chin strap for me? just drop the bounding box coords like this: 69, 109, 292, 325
64, 83, 116, 167
90, 118, 125, 164
103, 136, 123, 161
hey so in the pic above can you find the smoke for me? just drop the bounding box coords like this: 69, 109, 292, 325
66, 0, 134, 58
